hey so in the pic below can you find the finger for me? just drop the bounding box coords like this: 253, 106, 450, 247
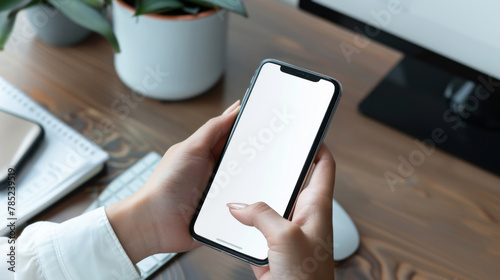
223, 100, 241, 115
211, 130, 231, 164
250, 266, 269, 280
306, 144, 336, 201
229, 203, 273, 278
185, 103, 240, 152
292, 144, 336, 231
209, 100, 241, 167
227, 202, 297, 245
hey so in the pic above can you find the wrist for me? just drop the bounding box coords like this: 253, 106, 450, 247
106, 193, 159, 264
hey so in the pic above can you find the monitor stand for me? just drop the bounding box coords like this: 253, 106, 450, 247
359, 56, 500, 176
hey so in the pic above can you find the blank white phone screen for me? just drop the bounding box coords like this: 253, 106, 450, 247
194, 62, 336, 261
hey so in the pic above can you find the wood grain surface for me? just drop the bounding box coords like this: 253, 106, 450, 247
1, 0, 499, 279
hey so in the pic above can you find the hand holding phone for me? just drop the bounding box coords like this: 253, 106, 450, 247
190, 59, 342, 265
107, 100, 336, 279
107, 59, 340, 275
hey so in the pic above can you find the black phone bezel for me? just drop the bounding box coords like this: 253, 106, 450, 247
189, 59, 342, 266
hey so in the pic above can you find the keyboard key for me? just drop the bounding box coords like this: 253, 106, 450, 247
131, 160, 147, 174
108, 181, 122, 192
104, 196, 120, 206
144, 153, 160, 165
140, 172, 152, 182
100, 189, 113, 201
143, 168, 154, 178
119, 171, 135, 185
116, 190, 129, 200
155, 253, 172, 261
137, 256, 157, 273
121, 187, 134, 197
129, 178, 145, 190
116, 187, 134, 200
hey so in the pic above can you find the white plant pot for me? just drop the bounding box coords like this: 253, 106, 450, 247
26, 4, 92, 46
113, 0, 228, 100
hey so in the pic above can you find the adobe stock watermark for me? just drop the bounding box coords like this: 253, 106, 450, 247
7, 3, 61, 54
207, 106, 295, 198
339, 0, 412, 63
291, 234, 336, 280
215, 8, 228, 22
178, 106, 296, 223
384, 75, 499, 191
6, 0, 111, 53
86, 64, 169, 144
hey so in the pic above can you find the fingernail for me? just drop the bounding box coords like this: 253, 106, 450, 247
231, 105, 241, 115
223, 100, 241, 115
227, 203, 248, 210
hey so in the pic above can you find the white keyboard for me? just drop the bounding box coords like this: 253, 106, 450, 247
85, 152, 176, 279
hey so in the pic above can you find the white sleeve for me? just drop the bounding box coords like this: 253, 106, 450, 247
0, 207, 141, 280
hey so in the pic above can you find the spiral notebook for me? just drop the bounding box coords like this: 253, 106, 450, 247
0, 77, 108, 235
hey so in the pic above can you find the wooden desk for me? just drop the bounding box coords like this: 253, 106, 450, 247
1, 0, 499, 279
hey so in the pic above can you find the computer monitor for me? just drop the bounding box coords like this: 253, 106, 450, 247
300, 0, 500, 175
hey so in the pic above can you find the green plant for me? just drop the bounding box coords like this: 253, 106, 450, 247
0, 0, 246, 51
0, 0, 119, 51
132, 0, 246, 17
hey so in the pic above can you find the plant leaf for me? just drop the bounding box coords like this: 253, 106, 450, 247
0, 0, 40, 50
134, 0, 141, 13
0, 0, 26, 12
47, 0, 120, 52
0, 12, 16, 50
182, 5, 200, 15
182, 0, 216, 9
184, 0, 247, 17
82, 0, 106, 7
135, 0, 184, 16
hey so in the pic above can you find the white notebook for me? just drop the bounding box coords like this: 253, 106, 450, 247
0, 77, 108, 235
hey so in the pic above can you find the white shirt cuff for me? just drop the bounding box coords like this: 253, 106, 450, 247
34, 207, 140, 280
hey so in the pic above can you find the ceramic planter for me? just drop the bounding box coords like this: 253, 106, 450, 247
26, 4, 92, 46
113, 0, 228, 100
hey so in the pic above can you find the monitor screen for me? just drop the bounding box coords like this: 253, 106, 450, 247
310, 0, 500, 80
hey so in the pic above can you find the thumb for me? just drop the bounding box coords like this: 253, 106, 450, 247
227, 202, 294, 242
186, 100, 240, 150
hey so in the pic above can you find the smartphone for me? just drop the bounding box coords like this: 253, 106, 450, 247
190, 59, 342, 266
0, 109, 44, 187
